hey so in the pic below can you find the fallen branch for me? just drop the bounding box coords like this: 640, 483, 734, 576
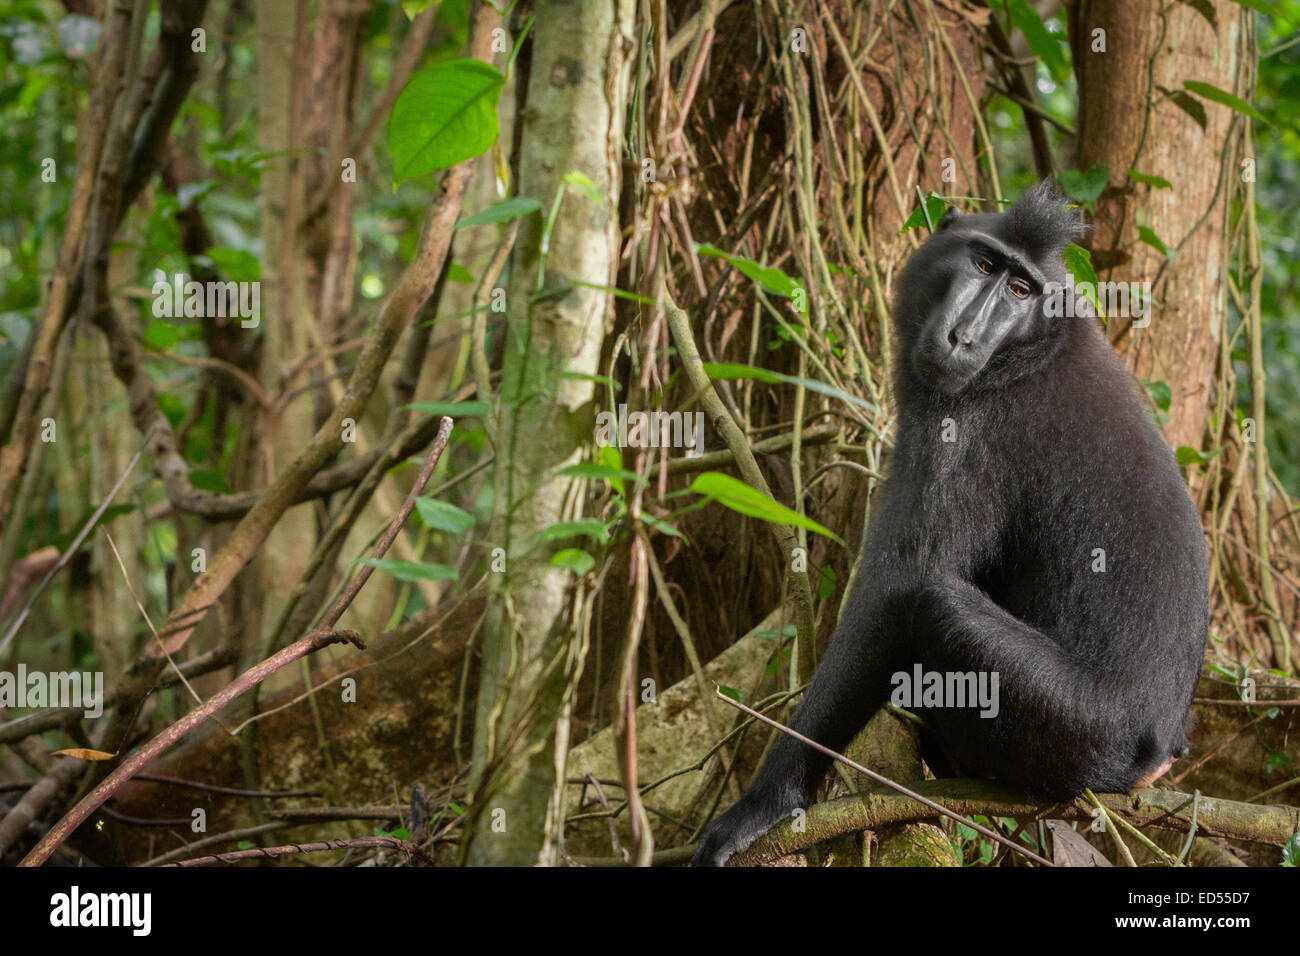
729, 779, 1300, 866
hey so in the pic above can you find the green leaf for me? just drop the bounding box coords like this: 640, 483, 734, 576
1127, 170, 1173, 190
142, 320, 181, 350
1283, 833, 1300, 868
541, 519, 610, 544
157, 392, 186, 428
1057, 165, 1109, 211
403, 400, 490, 418
570, 280, 655, 304
1158, 85, 1208, 131
551, 548, 595, 575
599, 444, 627, 498
1137, 225, 1169, 257
1182, 80, 1268, 124
1005, 0, 1071, 84
415, 498, 476, 534
388, 60, 506, 184
453, 196, 542, 231
701, 361, 780, 383
446, 263, 474, 283
1063, 243, 1104, 317
817, 564, 837, 600
764, 645, 792, 676
363, 558, 459, 582
1176, 445, 1225, 467
703, 361, 877, 412
189, 469, 229, 493
401, 0, 438, 18
562, 170, 604, 205
203, 246, 260, 282
695, 243, 803, 299
719, 685, 747, 703
689, 472, 844, 544
900, 192, 949, 234
641, 512, 684, 539
1231, 0, 1276, 14
1143, 379, 1172, 413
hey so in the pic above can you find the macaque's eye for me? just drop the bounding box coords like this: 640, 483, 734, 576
975, 257, 992, 274
1008, 278, 1031, 298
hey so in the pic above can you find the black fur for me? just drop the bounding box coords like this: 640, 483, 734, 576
691, 182, 1208, 866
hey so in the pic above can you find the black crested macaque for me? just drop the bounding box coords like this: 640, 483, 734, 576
692, 181, 1208, 866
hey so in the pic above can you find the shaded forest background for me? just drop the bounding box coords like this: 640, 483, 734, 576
0, 0, 1297, 867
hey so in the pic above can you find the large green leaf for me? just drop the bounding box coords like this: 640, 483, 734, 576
690, 472, 844, 544
415, 498, 476, 534
363, 558, 459, 582
551, 549, 596, 575
1058, 165, 1109, 212
695, 243, 803, 299
702, 362, 877, 412
389, 59, 506, 184
1063, 243, 1104, 318
1183, 80, 1268, 123
900, 191, 948, 234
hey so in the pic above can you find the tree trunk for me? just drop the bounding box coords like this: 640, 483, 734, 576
1072, 0, 1243, 455
463, 0, 635, 866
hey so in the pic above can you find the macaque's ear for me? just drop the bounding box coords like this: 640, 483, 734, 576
937, 206, 959, 231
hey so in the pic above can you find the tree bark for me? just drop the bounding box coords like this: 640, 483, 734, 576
463, 0, 635, 866
1072, 0, 1243, 454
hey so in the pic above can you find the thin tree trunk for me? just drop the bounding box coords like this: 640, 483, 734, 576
464, 0, 635, 866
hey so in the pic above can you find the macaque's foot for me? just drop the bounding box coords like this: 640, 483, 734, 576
1131, 756, 1176, 788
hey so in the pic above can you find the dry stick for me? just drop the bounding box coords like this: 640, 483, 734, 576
19, 418, 455, 867
169, 835, 424, 867
712, 689, 1054, 867
139, 822, 287, 867
0, 428, 151, 656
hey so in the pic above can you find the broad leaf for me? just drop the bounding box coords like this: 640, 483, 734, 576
690, 471, 844, 544
453, 196, 542, 231
695, 243, 803, 299
363, 558, 459, 582
389, 60, 506, 183
551, 549, 596, 575
415, 498, 476, 534
1183, 80, 1268, 123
